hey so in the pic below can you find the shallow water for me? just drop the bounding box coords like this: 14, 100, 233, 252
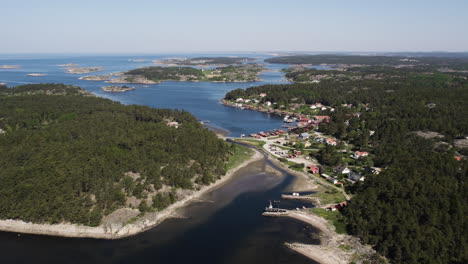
0, 157, 318, 264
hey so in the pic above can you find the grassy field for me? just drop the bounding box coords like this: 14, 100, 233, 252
308, 188, 346, 204
309, 208, 347, 234
277, 158, 305, 172
234, 138, 266, 148
225, 143, 255, 171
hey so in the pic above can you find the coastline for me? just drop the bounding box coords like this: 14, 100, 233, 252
234, 140, 376, 263
0, 149, 263, 239
281, 211, 377, 264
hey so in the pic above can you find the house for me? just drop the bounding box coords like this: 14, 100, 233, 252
309, 103, 322, 109
348, 171, 365, 182
259, 93, 267, 97
325, 138, 337, 146
265, 101, 272, 106
312, 80, 320, 83
454, 155, 463, 161
327, 201, 347, 211
364, 167, 382, 175
298, 133, 311, 140
314, 115, 331, 123
334, 165, 351, 174
353, 151, 369, 159
313, 137, 325, 143
236, 98, 244, 102
327, 178, 338, 184
167, 121, 179, 128
335, 201, 348, 210
308, 165, 320, 174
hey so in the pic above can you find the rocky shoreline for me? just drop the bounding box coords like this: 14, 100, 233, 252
283, 212, 380, 264
65, 66, 104, 74
0, 149, 263, 239
101, 85, 135, 92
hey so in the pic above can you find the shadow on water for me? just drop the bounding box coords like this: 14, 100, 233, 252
0, 151, 319, 264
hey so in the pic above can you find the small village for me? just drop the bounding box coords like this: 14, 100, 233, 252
224, 93, 381, 189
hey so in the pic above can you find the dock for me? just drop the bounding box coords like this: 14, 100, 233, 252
281, 194, 321, 205
262, 210, 290, 216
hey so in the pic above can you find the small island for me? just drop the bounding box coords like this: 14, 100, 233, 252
79, 72, 123, 81
0, 65, 21, 69
27, 73, 47, 77
101, 85, 135, 92
65, 66, 104, 74
81, 64, 265, 84
57, 63, 78, 67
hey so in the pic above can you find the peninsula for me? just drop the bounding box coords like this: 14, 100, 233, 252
0, 83, 260, 239
223, 54, 468, 264
154, 56, 256, 66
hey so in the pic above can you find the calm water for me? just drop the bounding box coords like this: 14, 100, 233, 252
0, 53, 296, 136
0, 54, 320, 263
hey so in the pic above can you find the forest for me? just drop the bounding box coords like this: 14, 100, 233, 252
126, 66, 205, 81
265, 54, 468, 70
160, 56, 255, 65
0, 84, 231, 226
225, 71, 468, 263
125, 64, 263, 82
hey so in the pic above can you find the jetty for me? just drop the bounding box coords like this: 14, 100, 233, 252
263, 201, 289, 216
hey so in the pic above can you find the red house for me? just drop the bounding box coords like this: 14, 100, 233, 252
307, 165, 320, 174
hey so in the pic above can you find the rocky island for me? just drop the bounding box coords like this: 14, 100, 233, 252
101, 85, 135, 92
0, 65, 21, 69
81, 64, 265, 84
79, 72, 123, 81
27, 73, 47, 77
65, 66, 104, 74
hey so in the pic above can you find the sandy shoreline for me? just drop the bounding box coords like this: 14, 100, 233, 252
282, 211, 377, 264
238, 140, 377, 263
0, 149, 263, 239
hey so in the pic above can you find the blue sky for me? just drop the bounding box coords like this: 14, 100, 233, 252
1, 0, 467, 53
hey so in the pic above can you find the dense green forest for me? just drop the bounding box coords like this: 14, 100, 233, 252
225, 71, 468, 263
265, 54, 468, 70
124, 64, 263, 82
160, 57, 255, 65
126, 66, 205, 81
0, 84, 230, 226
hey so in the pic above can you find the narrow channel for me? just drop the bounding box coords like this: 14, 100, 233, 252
0, 148, 319, 264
